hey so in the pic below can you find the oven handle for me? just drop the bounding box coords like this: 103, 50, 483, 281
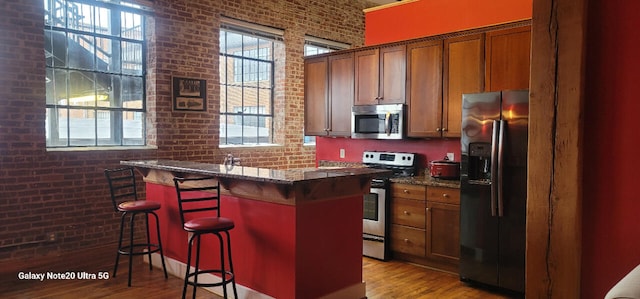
363, 233, 385, 242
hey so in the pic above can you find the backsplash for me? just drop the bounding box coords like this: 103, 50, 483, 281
315, 137, 461, 169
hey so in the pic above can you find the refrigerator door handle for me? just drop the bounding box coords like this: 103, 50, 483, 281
497, 120, 505, 217
490, 120, 499, 217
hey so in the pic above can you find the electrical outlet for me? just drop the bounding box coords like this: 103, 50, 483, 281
47, 233, 56, 242
339, 148, 345, 159
446, 153, 455, 161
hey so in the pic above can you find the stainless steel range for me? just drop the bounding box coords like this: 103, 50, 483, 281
362, 151, 417, 260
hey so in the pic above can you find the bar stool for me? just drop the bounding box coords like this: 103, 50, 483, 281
104, 167, 168, 287
173, 176, 237, 299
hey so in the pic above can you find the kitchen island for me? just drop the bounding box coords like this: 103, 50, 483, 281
121, 160, 389, 299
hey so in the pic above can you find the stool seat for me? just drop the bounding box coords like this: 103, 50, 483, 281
184, 217, 235, 232
118, 200, 161, 212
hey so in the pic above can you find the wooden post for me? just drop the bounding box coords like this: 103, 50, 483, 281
527, 0, 587, 297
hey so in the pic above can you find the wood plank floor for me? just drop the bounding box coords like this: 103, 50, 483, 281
0, 248, 517, 298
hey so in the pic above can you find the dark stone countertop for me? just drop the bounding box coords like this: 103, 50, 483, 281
121, 159, 391, 185
390, 175, 461, 189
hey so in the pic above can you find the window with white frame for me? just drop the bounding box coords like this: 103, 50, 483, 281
219, 19, 283, 145
44, 0, 147, 147
303, 36, 350, 144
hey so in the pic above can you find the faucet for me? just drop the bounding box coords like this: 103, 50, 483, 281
223, 154, 240, 166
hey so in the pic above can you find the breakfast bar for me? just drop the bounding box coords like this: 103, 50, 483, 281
120, 160, 389, 299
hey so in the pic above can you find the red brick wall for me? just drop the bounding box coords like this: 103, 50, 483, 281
0, 0, 368, 262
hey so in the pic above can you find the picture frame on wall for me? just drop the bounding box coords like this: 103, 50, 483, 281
172, 76, 206, 112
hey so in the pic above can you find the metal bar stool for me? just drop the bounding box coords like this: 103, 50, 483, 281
104, 167, 168, 287
173, 176, 238, 299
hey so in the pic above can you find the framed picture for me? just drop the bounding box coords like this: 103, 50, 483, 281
172, 77, 206, 112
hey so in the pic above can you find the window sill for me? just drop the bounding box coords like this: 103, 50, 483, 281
219, 143, 283, 149
46, 145, 158, 152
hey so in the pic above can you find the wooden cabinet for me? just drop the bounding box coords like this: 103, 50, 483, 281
391, 183, 460, 272
406, 40, 443, 138
485, 26, 531, 91
443, 34, 485, 138
303, 53, 354, 136
390, 184, 426, 257
354, 45, 406, 105
426, 187, 460, 264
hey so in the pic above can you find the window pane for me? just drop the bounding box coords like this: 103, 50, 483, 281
222, 85, 242, 113
46, 107, 68, 146
68, 70, 96, 106
45, 30, 67, 67
121, 41, 142, 75
68, 33, 96, 70
67, 2, 94, 33
95, 6, 113, 36
121, 76, 143, 108
46, 68, 68, 105
121, 11, 143, 40
96, 109, 115, 145
123, 111, 144, 145
223, 32, 243, 55
95, 36, 116, 72
68, 108, 96, 146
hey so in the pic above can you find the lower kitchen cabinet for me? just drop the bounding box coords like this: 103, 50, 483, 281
426, 187, 460, 267
390, 183, 460, 273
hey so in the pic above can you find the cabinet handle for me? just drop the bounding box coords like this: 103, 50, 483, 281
442, 193, 449, 198
436, 128, 441, 132
426, 207, 430, 212
403, 238, 409, 243
403, 210, 409, 215
442, 127, 448, 132
403, 189, 409, 194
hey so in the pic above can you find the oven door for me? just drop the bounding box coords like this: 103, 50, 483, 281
363, 186, 386, 237
363, 180, 389, 260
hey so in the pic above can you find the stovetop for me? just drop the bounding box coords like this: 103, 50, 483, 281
362, 151, 417, 178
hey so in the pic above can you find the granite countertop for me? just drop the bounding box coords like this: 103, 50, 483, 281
390, 175, 461, 189
121, 159, 391, 185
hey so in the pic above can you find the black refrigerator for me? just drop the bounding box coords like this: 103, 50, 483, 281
459, 90, 528, 293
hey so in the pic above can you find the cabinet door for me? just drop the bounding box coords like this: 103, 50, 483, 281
406, 40, 443, 137
379, 45, 406, 104
354, 49, 379, 106
304, 56, 328, 136
485, 26, 531, 91
328, 53, 354, 136
426, 201, 460, 263
443, 34, 484, 138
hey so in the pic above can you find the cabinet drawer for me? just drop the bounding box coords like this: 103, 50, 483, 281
391, 224, 426, 257
392, 184, 426, 201
426, 186, 460, 204
392, 198, 426, 228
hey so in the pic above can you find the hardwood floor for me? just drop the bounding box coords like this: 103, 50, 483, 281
0, 248, 517, 298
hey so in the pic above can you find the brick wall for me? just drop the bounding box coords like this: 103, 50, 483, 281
0, 0, 368, 263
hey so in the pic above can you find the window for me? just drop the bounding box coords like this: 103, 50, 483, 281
303, 36, 350, 144
44, 0, 147, 147
219, 19, 283, 145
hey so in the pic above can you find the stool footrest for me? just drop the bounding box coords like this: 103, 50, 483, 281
186, 269, 235, 288
118, 243, 162, 256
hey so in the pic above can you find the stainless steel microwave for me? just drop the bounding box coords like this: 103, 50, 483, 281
351, 104, 406, 139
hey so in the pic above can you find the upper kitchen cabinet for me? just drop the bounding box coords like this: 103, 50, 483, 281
443, 34, 485, 138
406, 39, 444, 138
485, 26, 531, 91
354, 45, 406, 105
304, 53, 354, 137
